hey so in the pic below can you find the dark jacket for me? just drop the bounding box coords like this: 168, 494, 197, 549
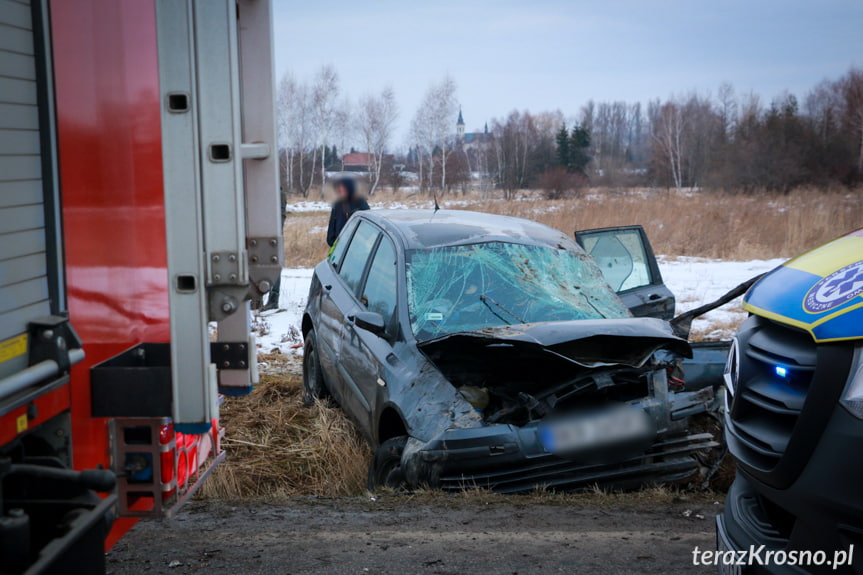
327, 197, 370, 246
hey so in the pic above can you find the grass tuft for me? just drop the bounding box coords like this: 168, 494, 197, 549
198, 355, 370, 499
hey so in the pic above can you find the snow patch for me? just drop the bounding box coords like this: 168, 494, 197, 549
254, 268, 314, 355
658, 256, 784, 340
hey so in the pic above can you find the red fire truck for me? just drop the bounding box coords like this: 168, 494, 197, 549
0, 1, 282, 572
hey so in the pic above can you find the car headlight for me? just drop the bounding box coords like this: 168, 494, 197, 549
723, 337, 740, 397
840, 353, 863, 420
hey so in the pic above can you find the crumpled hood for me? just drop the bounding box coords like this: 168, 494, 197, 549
418, 317, 692, 368
744, 228, 863, 343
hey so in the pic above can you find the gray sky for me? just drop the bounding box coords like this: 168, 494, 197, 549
272, 0, 863, 146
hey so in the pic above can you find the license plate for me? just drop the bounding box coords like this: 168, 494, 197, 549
538, 405, 652, 455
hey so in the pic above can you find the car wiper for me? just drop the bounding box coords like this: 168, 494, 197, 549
479, 294, 525, 325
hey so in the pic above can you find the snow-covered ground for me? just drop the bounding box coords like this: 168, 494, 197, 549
659, 256, 784, 340
254, 258, 786, 355
286, 198, 479, 214
255, 268, 313, 354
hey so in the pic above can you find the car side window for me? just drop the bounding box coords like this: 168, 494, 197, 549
338, 221, 379, 296
361, 236, 397, 328
328, 218, 359, 270
581, 230, 651, 292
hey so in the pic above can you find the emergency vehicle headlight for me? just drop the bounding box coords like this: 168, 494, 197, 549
840, 355, 863, 420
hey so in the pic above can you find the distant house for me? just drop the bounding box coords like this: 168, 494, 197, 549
342, 152, 395, 173
342, 152, 375, 172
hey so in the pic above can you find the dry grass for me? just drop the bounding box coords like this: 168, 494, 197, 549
198, 354, 371, 499
284, 187, 862, 268
281, 211, 332, 268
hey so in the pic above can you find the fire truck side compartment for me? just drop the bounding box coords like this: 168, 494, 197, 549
0, 0, 64, 382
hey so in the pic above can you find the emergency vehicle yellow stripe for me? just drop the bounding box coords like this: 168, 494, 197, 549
810, 300, 863, 328
783, 235, 863, 277
743, 301, 863, 343
742, 302, 812, 332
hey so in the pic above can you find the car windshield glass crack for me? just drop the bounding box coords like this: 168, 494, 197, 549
406, 241, 630, 340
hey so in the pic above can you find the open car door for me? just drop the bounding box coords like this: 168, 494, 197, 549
575, 225, 675, 320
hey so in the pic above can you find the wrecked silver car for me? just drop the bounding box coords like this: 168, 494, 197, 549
301, 210, 716, 492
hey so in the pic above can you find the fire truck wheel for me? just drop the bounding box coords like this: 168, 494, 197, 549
368, 435, 408, 491
302, 329, 330, 406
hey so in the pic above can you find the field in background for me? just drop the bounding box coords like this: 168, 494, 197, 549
282, 187, 861, 269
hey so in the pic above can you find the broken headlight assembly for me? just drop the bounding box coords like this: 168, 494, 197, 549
840, 350, 863, 420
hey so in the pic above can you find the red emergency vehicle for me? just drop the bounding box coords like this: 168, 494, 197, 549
0, 1, 282, 572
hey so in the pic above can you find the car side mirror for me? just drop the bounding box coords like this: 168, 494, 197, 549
350, 311, 387, 336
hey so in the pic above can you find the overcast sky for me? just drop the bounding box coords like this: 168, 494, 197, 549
272, 0, 863, 146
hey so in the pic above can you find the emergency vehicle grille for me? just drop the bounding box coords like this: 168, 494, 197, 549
728, 318, 817, 467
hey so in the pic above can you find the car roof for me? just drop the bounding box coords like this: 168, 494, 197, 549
357, 209, 578, 251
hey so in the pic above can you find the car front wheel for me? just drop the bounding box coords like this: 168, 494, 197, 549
302, 329, 329, 406
367, 436, 408, 491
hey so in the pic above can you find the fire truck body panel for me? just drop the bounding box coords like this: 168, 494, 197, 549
50, 0, 171, 546
0, 0, 282, 571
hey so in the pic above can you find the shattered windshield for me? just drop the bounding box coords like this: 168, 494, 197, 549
406, 241, 631, 341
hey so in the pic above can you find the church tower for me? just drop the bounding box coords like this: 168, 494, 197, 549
456, 108, 465, 139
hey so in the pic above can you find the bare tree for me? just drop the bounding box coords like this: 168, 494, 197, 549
490, 110, 541, 198
312, 65, 340, 198
276, 72, 297, 192
650, 99, 686, 189
410, 76, 458, 192
276, 72, 318, 196
717, 82, 737, 139
333, 98, 352, 172
355, 87, 399, 195
433, 76, 459, 192
409, 105, 433, 191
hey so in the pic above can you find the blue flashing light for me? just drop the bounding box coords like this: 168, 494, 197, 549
775, 366, 788, 378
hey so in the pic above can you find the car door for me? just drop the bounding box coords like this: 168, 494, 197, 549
314, 217, 360, 387
323, 220, 380, 417
574, 225, 675, 320
338, 232, 399, 434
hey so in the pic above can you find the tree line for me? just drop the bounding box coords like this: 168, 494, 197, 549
277, 65, 399, 197
277, 65, 863, 196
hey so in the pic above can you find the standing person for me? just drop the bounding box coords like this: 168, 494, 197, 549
327, 177, 369, 247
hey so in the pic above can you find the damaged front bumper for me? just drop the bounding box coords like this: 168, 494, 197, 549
402, 389, 718, 493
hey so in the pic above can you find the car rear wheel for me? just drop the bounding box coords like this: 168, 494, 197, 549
302, 330, 329, 406
368, 436, 408, 491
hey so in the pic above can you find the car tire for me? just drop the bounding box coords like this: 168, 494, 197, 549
367, 436, 408, 491
302, 330, 329, 406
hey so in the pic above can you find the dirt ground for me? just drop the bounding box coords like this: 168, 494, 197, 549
107, 496, 721, 574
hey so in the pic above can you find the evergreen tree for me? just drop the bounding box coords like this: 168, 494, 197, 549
556, 123, 571, 169
570, 125, 592, 174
